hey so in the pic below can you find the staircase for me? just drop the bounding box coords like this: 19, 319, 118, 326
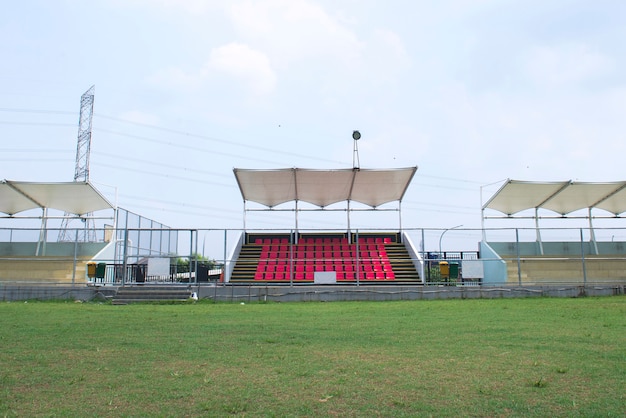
385, 243, 420, 281
112, 286, 193, 305
230, 244, 262, 281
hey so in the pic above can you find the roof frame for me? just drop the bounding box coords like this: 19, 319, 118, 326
233, 167, 418, 232
0, 180, 114, 216
234, 167, 417, 208
481, 179, 626, 255
483, 179, 626, 217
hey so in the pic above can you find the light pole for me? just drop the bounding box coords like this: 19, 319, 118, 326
439, 224, 463, 259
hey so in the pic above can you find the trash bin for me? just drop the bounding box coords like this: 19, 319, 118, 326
197, 264, 209, 282
439, 261, 449, 280
449, 262, 459, 280
96, 263, 106, 280
135, 264, 146, 283
87, 262, 97, 279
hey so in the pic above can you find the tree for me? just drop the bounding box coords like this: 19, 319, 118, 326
176, 253, 219, 273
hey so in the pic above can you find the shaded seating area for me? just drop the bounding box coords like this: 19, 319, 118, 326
229, 167, 420, 284
252, 236, 396, 282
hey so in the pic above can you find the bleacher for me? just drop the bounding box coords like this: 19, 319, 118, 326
229, 233, 420, 283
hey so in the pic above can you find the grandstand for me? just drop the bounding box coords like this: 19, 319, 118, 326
229, 232, 420, 284
1, 175, 626, 301
226, 167, 422, 284
480, 180, 626, 285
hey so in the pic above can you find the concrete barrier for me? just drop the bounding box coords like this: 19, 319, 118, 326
1, 283, 623, 302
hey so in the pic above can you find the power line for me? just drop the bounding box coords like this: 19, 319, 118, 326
92, 161, 234, 187
95, 113, 345, 165
418, 173, 488, 185
93, 151, 232, 179
118, 193, 233, 213
93, 128, 290, 166
0, 121, 74, 127
0, 158, 73, 163
0, 107, 75, 115
0, 107, 495, 188
0, 148, 70, 153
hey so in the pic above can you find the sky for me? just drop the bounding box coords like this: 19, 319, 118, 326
1, 0, 626, 248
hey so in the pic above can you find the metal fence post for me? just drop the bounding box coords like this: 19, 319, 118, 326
580, 228, 587, 286
72, 228, 78, 286
223, 229, 228, 283
516, 228, 522, 286
355, 229, 360, 287
122, 227, 129, 286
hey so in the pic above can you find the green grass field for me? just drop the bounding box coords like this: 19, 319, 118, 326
1, 296, 624, 417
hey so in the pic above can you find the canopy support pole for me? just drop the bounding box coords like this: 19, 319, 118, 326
243, 201, 247, 231
481, 208, 486, 241
398, 201, 403, 243
36, 208, 48, 256
295, 200, 299, 235
535, 208, 544, 255
588, 208, 598, 255
347, 200, 351, 243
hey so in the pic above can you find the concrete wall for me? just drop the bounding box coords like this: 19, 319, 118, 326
479, 241, 508, 285
1, 283, 623, 302
0, 285, 116, 302
488, 241, 626, 257
0, 256, 93, 283
0, 242, 107, 257
504, 256, 626, 285
0, 241, 109, 284
194, 284, 625, 302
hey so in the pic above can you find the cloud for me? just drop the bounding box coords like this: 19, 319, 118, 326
146, 43, 276, 97
227, 0, 363, 69
204, 43, 277, 96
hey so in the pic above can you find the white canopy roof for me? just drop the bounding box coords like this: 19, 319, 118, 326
483, 179, 626, 216
233, 167, 418, 208
0, 180, 114, 216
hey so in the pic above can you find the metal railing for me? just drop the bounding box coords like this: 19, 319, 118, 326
1, 226, 626, 287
